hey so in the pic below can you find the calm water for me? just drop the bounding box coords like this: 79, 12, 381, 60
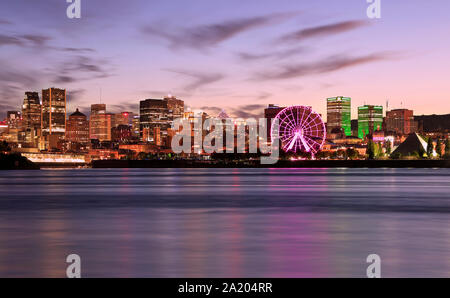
0, 168, 449, 277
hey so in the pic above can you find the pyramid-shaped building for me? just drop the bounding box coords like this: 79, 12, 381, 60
392, 133, 428, 156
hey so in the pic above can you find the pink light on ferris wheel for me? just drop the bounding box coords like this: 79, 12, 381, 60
271, 106, 326, 154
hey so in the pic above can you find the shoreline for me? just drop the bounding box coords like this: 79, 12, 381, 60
88, 159, 450, 169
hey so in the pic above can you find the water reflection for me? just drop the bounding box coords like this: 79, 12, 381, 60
0, 168, 449, 277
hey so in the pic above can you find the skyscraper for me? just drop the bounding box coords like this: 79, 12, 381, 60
22, 92, 41, 130
41, 88, 66, 149
89, 104, 113, 141
386, 109, 417, 135
358, 105, 383, 139
22, 92, 41, 146
66, 108, 89, 145
139, 96, 184, 145
264, 104, 285, 138
327, 96, 351, 136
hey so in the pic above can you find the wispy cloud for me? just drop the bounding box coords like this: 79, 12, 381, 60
197, 104, 266, 118
165, 69, 225, 91
237, 46, 307, 62
0, 33, 52, 47
279, 20, 370, 42
0, 19, 12, 25
141, 12, 297, 50
253, 52, 394, 80
51, 55, 113, 84
279, 20, 369, 43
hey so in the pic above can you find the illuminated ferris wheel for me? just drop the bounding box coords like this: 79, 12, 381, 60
271, 106, 326, 154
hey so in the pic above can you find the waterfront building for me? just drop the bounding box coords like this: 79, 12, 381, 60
139, 96, 184, 145
386, 109, 417, 135
112, 124, 132, 143
89, 104, 113, 141
358, 105, 383, 139
391, 133, 428, 157
66, 108, 89, 151
327, 96, 351, 136
22, 92, 41, 130
264, 104, 285, 138
114, 112, 135, 128
41, 88, 66, 150
21, 92, 41, 146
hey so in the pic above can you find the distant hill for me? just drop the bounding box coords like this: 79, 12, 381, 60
415, 114, 450, 132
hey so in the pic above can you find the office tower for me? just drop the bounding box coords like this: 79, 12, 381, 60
113, 112, 135, 128
89, 104, 113, 141
21, 92, 41, 146
139, 96, 184, 144
358, 105, 383, 139
327, 96, 351, 136
22, 92, 41, 129
386, 109, 417, 135
132, 115, 140, 138
41, 88, 66, 149
66, 108, 89, 144
6, 111, 22, 143
91, 104, 106, 115
264, 104, 285, 138
112, 125, 132, 143
7, 111, 22, 129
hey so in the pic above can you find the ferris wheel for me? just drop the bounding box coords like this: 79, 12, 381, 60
271, 106, 326, 154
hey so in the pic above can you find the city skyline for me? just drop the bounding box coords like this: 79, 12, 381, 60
1, 1, 450, 120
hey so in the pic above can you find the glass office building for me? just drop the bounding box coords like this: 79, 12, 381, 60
326, 96, 351, 136
358, 105, 383, 139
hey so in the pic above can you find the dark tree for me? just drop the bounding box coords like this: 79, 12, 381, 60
426, 138, 434, 157
367, 140, 375, 160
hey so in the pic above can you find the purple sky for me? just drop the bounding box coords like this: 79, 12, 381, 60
1, 0, 450, 120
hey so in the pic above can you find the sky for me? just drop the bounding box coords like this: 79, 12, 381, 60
1, 0, 450, 121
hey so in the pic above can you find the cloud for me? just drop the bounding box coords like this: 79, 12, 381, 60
253, 52, 394, 80
0, 33, 52, 47
197, 104, 266, 118
165, 69, 224, 91
141, 12, 296, 50
237, 46, 307, 62
0, 19, 12, 25
279, 20, 369, 43
0, 34, 24, 46
19, 34, 52, 46
229, 104, 266, 118
58, 47, 96, 53
109, 102, 139, 113
51, 55, 113, 84
66, 89, 86, 104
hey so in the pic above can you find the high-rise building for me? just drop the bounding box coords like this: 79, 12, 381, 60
7, 111, 22, 129
89, 104, 113, 141
66, 108, 89, 144
21, 92, 41, 146
139, 96, 184, 144
358, 105, 383, 139
22, 92, 41, 129
264, 104, 285, 138
112, 124, 132, 143
386, 109, 417, 135
5, 111, 22, 143
113, 112, 135, 128
132, 115, 140, 138
327, 96, 351, 136
41, 88, 66, 149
